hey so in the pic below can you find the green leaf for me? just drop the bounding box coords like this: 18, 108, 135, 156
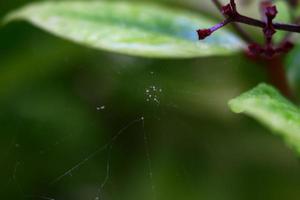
285, 45, 300, 96
229, 83, 300, 154
3, 1, 245, 58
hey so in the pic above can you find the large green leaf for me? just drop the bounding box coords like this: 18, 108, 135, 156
3, 1, 245, 58
229, 83, 300, 154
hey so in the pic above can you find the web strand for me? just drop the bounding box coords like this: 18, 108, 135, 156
50, 117, 144, 185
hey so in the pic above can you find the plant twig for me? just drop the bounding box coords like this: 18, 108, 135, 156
204, 0, 295, 99
229, 14, 300, 33
203, 1, 300, 39
211, 0, 254, 43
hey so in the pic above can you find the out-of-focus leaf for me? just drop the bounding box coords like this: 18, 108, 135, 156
229, 83, 300, 154
0, 35, 85, 101
285, 45, 300, 96
274, 1, 291, 43
4, 1, 245, 58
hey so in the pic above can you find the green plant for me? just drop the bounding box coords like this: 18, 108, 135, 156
3, 0, 300, 155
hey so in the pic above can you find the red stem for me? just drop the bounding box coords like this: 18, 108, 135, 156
264, 57, 293, 99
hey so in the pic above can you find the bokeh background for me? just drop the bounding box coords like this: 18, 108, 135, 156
1, 0, 300, 200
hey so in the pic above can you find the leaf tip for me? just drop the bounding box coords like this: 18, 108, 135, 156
2, 8, 24, 27
228, 99, 243, 114
228, 83, 272, 114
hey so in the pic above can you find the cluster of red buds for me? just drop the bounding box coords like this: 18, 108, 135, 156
197, 0, 299, 59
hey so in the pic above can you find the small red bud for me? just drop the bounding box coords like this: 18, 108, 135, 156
264, 46, 276, 58
248, 43, 264, 56
222, 4, 234, 16
265, 5, 278, 19
275, 41, 295, 54
197, 29, 212, 40
281, 41, 294, 52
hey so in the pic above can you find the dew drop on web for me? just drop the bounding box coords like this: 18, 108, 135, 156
145, 85, 163, 104
96, 105, 106, 111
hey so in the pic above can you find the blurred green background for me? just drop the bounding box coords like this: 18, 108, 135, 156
1, 0, 300, 200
